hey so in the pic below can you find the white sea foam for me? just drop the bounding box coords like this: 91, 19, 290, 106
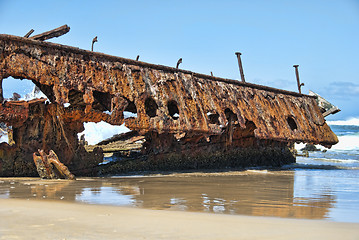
298, 117, 359, 151
295, 143, 305, 151
312, 158, 359, 163
78, 121, 131, 145
295, 135, 359, 151
296, 135, 359, 151
123, 111, 138, 118
295, 143, 325, 151
327, 117, 359, 126
331, 135, 359, 150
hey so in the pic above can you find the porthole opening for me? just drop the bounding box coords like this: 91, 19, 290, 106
167, 100, 179, 120
125, 100, 137, 114
145, 97, 158, 118
93, 90, 112, 111
224, 108, 238, 122
207, 112, 220, 124
123, 99, 138, 118
287, 116, 297, 131
68, 89, 86, 109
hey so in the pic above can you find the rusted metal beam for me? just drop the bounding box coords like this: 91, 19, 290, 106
33, 149, 75, 180
0, 99, 47, 127
235, 52, 246, 82
29, 24, 70, 41
24, 29, 34, 38
309, 90, 340, 117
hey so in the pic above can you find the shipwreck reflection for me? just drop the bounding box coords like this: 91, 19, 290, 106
0, 171, 336, 220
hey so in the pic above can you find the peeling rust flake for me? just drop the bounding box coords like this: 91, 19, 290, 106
0, 33, 338, 176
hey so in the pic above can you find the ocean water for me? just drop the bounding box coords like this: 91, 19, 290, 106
0, 118, 359, 223
292, 119, 359, 222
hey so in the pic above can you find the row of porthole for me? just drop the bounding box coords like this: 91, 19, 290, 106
125, 97, 180, 120
207, 110, 298, 131
2, 78, 298, 130
143, 97, 238, 123
144, 97, 179, 120
207, 108, 238, 125
126, 97, 299, 131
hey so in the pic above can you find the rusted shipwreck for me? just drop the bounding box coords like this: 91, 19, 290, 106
0, 27, 338, 176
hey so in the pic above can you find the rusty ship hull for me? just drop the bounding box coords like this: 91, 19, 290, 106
0, 34, 338, 176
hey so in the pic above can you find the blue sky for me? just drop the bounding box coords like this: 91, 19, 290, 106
0, 0, 358, 120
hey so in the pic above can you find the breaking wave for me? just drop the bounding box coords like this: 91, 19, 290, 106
327, 117, 359, 126
328, 119, 359, 151
312, 158, 359, 164
331, 135, 359, 150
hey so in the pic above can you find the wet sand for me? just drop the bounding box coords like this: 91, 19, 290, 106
1, 198, 359, 240
1, 168, 359, 222
1, 170, 359, 239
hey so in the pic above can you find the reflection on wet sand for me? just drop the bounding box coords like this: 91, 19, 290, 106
0, 171, 336, 220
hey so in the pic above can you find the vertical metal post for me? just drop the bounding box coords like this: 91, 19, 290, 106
293, 65, 304, 94
235, 52, 246, 82
176, 58, 182, 69
91, 36, 98, 51
0, 76, 3, 103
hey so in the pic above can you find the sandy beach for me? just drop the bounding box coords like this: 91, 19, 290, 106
1, 198, 358, 240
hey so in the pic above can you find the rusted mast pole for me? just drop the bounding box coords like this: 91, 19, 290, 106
293, 65, 304, 94
235, 52, 246, 82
